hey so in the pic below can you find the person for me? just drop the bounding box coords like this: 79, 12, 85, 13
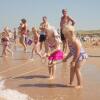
13, 28, 17, 41
1, 28, 13, 57
13, 28, 17, 49
63, 25, 88, 89
31, 27, 40, 59
60, 9, 75, 53
19, 18, 28, 52
39, 16, 49, 53
42, 25, 63, 79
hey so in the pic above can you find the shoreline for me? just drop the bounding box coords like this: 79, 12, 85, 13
0, 47, 100, 100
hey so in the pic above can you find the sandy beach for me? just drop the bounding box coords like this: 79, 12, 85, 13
0, 0, 100, 99
0, 45, 100, 100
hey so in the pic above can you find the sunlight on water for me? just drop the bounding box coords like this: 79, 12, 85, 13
0, 77, 33, 100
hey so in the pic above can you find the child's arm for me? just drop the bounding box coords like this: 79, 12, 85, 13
63, 52, 72, 62
42, 39, 50, 57
72, 40, 81, 63
49, 40, 60, 55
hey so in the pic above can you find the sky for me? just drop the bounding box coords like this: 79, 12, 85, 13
0, 0, 100, 31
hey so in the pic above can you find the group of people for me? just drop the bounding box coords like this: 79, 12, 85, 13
0, 9, 88, 89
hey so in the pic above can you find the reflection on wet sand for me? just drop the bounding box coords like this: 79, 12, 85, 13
0, 47, 100, 100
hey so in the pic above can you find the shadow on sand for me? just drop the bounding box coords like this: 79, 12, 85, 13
19, 83, 74, 88
13, 75, 49, 80
14, 58, 28, 61
89, 55, 100, 58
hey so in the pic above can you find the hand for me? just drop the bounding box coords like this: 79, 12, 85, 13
70, 61, 76, 67
63, 57, 67, 62
42, 53, 50, 58
46, 53, 50, 57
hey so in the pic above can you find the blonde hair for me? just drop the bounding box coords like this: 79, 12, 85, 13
63, 25, 75, 33
32, 27, 37, 32
62, 25, 75, 38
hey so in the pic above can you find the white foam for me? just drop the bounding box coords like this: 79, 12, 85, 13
0, 77, 33, 100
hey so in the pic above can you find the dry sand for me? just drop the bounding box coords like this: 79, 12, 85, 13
0, 45, 100, 100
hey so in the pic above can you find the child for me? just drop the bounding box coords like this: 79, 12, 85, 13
43, 25, 63, 79
19, 18, 28, 52
63, 25, 88, 88
31, 27, 40, 59
1, 31, 13, 57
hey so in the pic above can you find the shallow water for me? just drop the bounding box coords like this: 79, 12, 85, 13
0, 46, 100, 100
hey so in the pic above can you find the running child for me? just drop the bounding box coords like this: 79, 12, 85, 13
1, 30, 13, 57
19, 18, 28, 52
31, 27, 40, 59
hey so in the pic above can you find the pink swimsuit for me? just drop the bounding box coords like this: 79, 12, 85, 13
47, 41, 63, 61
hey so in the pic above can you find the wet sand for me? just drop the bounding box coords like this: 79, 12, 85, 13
0, 45, 100, 100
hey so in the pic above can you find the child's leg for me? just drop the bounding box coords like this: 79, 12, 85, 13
31, 45, 35, 58
2, 45, 7, 56
48, 61, 52, 78
22, 35, 27, 52
48, 61, 55, 79
35, 44, 41, 58
75, 64, 82, 86
75, 60, 86, 88
6, 46, 13, 56
51, 61, 56, 78
69, 65, 76, 85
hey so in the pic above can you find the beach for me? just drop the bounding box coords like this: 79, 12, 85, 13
0, 45, 100, 100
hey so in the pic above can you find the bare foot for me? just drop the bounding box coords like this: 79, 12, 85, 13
75, 85, 83, 89
48, 75, 54, 80
68, 83, 75, 87
29, 57, 34, 61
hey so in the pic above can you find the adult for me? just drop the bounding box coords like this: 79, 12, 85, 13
39, 16, 49, 53
60, 9, 75, 53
